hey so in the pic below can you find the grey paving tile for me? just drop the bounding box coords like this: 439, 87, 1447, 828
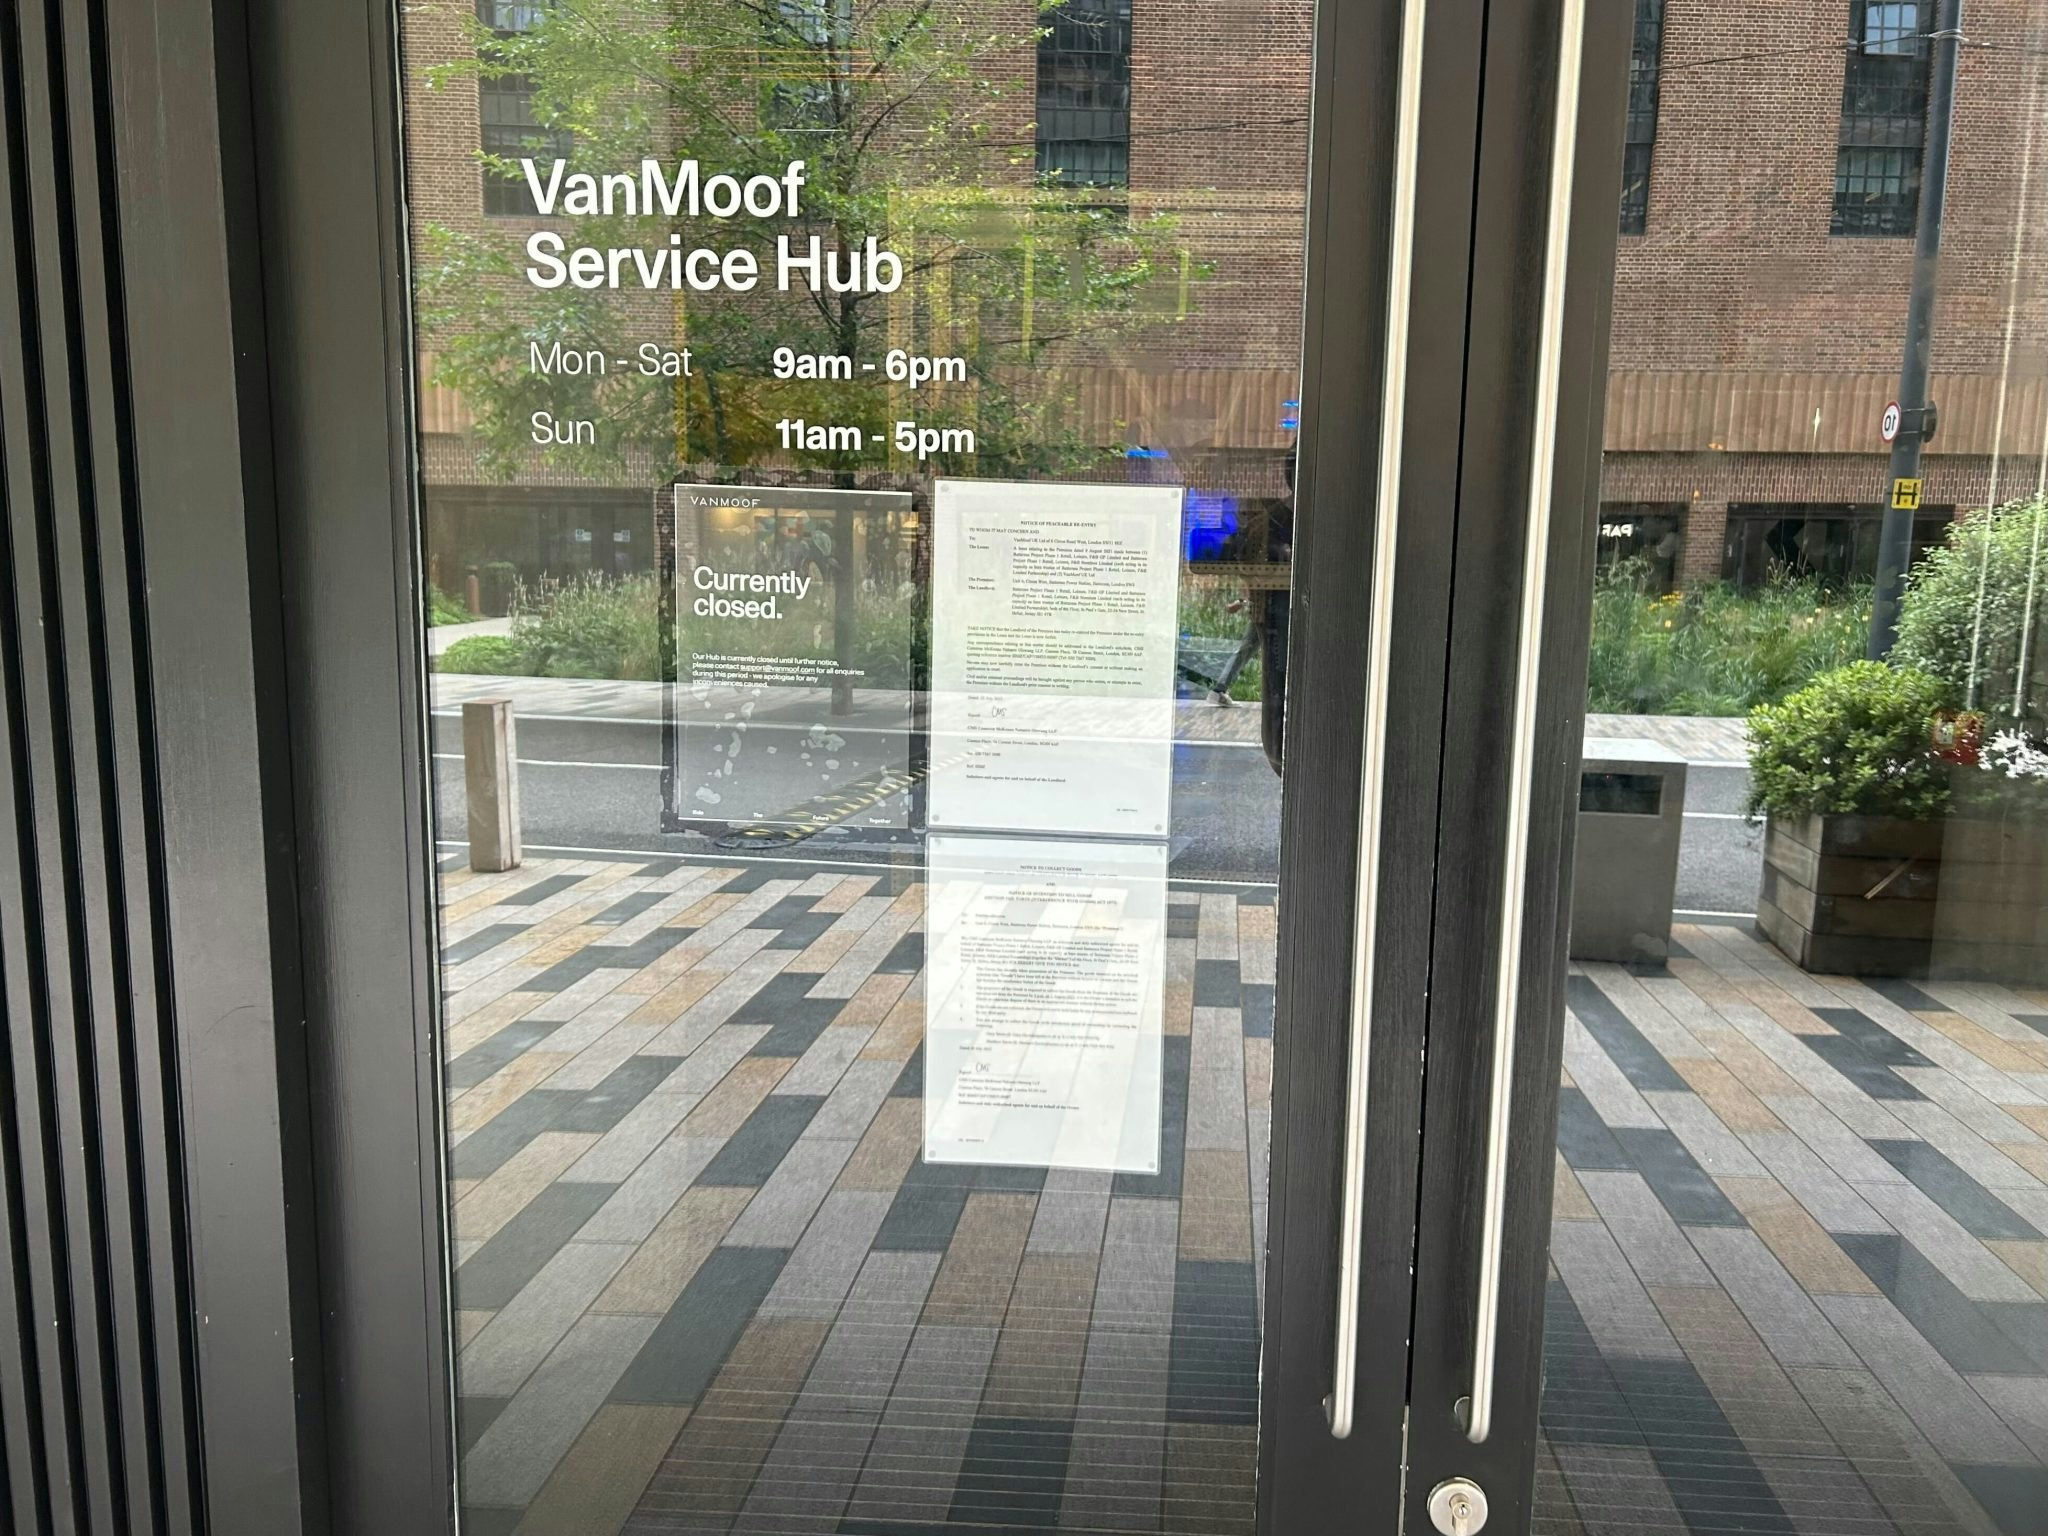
564, 1084, 706, 1185
1869, 1139, 2041, 1240
1027, 1188, 1111, 1256
460, 1311, 658, 1510
447, 1017, 558, 1094
1550, 1219, 1684, 1361
456, 1179, 617, 1312
1686, 1227, 1860, 1370
1838, 1233, 2045, 1376
721, 1136, 858, 1247
770, 1023, 875, 1098
1644, 1090, 1769, 1178
757, 1189, 894, 1321
802, 1058, 897, 1142
1569, 974, 1690, 1092
576, 1135, 725, 1244
1562, 1015, 1663, 1131
1579, 1171, 1715, 1287
843, 1324, 1000, 1527
1557, 1087, 1633, 1171
609, 1244, 789, 1406
1738, 1128, 1895, 1234
1971, 1374, 2048, 1461
730, 1253, 940, 1535
1816, 1293, 2034, 1462
1766, 1093, 1912, 1187
1185, 1005, 1247, 1153
697, 1094, 824, 1187
1613, 1126, 1744, 1227
1854, 1178, 2043, 1303
1955, 1464, 2048, 1536
459, 1240, 636, 1399
554, 1054, 681, 1135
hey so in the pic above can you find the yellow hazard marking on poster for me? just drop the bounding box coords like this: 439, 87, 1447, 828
1891, 477, 1923, 510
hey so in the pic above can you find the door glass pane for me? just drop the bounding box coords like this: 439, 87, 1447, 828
397, 2, 1313, 1530
1542, 6, 2048, 1532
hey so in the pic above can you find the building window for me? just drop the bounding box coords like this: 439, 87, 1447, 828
478, 1, 571, 217
1037, 0, 1132, 188
1832, 1, 1931, 237
1722, 503, 1951, 587
1619, 0, 1664, 233
1597, 504, 1685, 591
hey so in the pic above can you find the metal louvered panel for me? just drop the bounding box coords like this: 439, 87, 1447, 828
0, 0, 203, 1530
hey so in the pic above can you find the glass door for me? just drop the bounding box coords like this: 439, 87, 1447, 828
1410, 2, 2048, 1534
373, 0, 1500, 1532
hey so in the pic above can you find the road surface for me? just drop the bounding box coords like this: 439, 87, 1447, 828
430, 710, 1763, 911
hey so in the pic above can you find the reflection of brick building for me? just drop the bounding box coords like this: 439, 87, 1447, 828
1604, 0, 2048, 588
402, 0, 1310, 602
404, 0, 2048, 599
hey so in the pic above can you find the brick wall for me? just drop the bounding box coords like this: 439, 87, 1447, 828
398, 0, 2048, 584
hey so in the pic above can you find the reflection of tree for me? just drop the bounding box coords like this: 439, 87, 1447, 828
419, 0, 1194, 483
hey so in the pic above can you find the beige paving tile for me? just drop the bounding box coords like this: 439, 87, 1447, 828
1553, 1156, 1598, 1222
1693, 1028, 1805, 1099
858, 989, 923, 1062
1920, 1010, 2048, 1073
1988, 1239, 2048, 1300
455, 1131, 600, 1244
1180, 1147, 1253, 1261
677, 1057, 790, 1139
781, 898, 890, 976
981, 1252, 1096, 1417
514, 1402, 688, 1536
1673, 1057, 1786, 1134
445, 989, 546, 1057
832, 971, 913, 1030
455, 1309, 494, 1351
623, 968, 721, 1024
523, 924, 606, 967
450, 1051, 573, 1134
1666, 955, 1746, 1007
834, 1097, 922, 1192
593, 1185, 753, 1316
2009, 1103, 2048, 1138
809, 874, 878, 914
1163, 979, 1194, 1038
1236, 902, 1277, 986
1717, 1175, 1877, 1296
924, 1192, 1036, 1326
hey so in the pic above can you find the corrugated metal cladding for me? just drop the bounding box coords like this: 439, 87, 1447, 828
0, 1, 205, 1533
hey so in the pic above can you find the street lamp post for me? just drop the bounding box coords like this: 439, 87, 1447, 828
1868, 0, 1964, 659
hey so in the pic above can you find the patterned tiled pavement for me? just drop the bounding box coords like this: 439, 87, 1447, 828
438, 856, 2048, 1536
440, 853, 1272, 1536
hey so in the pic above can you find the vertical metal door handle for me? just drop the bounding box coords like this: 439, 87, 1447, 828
1326, 0, 1428, 1444
1466, 0, 1587, 1448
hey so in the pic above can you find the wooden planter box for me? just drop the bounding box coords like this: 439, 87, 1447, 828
1931, 795, 2048, 983
1756, 813, 1942, 976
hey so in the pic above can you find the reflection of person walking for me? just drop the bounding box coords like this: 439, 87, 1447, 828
1211, 602, 1258, 707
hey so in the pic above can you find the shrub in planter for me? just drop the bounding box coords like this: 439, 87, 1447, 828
437, 635, 532, 676
1746, 661, 1949, 974
1894, 496, 2048, 738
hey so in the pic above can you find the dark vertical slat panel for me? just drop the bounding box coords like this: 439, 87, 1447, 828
0, 0, 210, 1530
103, 0, 329, 1525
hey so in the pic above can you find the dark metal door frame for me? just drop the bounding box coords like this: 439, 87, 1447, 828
220, 0, 1501, 1531
70, 0, 1626, 1531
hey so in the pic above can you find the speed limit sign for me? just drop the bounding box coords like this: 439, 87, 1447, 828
1881, 400, 1902, 443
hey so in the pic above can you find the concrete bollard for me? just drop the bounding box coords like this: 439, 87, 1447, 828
464, 698, 522, 872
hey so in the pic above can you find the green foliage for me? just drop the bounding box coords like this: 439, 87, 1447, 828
1744, 661, 1951, 822
1894, 496, 2048, 736
1178, 580, 1262, 700
512, 573, 664, 679
427, 585, 473, 626
418, 0, 1196, 480
1585, 561, 1871, 716
438, 635, 532, 675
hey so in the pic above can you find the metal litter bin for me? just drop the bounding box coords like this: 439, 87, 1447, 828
1571, 736, 1687, 965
